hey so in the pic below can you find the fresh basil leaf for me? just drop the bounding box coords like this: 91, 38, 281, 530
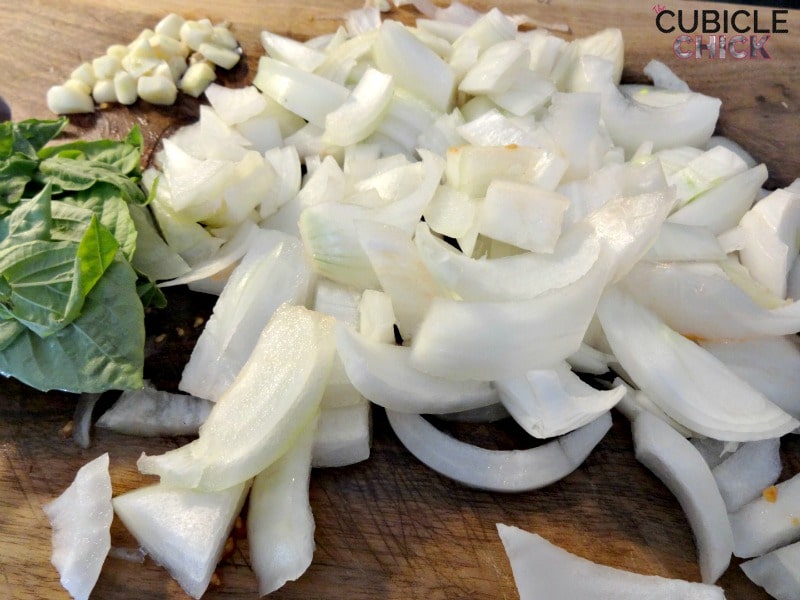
0, 184, 52, 249
0, 259, 144, 392
50, 200, 95, 242
136, 275, 167, 309
0, 117, 68, 159
0, 318, 23, 352
37, 156, 146, 204
39, 137, 142, 175
64, 183, 138, 260
0, 216, 118, 337
0, 153, 39, 207
14, 117, 69, 153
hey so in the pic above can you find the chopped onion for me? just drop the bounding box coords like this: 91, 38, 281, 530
729, 472, 800, 558
248, 417, 317, 596
497, 524, 725, 599
312, 402, 372, 468
112, 479, 249, 599
496, 362, 625, 438
710, 438, 782, 513
409, 253, 609, 381
740, 541, 800, 600
386, 409, 611, 492
43, 453, 112, 600
336, 323, 498, 414
179, 229, 313, 401
598, 285, 799, 441
137, 304, 335, 491
632, 412, 733, 583
72, 393, 101, 449
96, 382, 213, 437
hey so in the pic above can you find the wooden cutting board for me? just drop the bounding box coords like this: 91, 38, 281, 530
1, 1, 799, 599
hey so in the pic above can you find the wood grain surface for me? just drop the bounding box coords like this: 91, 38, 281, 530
0, 1, 799, 599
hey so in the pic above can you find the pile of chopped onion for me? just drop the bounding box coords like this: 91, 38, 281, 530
43, 1, 800, 599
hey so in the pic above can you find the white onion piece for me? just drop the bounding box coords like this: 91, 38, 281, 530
644, 222, 725, 263
667, 164, 767, 234
459, 39, 528, 96
566, 343, 613, 376
43, 453, 112, 600
665, 145, 748, 208
479, 180, 569, 253
336, 323, 498, 414
180, 230, 312, 401
253, 57, 349, 127
300, 150, 444, 289
456, 108, 545, 148
112, 480, 249, 600
248, 417, 317, 596
312, 401, 372, 468
643, 59, 690, 92
632, 412, 733, 583
551, 28, 624, 92
740, 541, 800, 600
345, 6, 382, 35
581, 55, 721, 156
739, 186, 800, 299
387, 410, 611, 492
357, 220, 448, 338
96, 383, 212, 437
497, 524, 725, 600
613, 378, 694, 437
138, 305, 335, 491
729, 473, 800, 558
542, 92, 612, 182
372, 19, 455, 113
204, 84, 270, 126
260, 30, 327, 72
323, 67, 394, 147
597, 286, 799, 441
409, 254, 609, 381
711, 438, 782, 513
585, 188, 676, 283
158, 220, 258, 291
414, 220, 600, 301
422, 184, 476, 239
622, 260, 800, 340
558, 158, 668, 228
496, 362, 625, 438
701, 336, 800, 419
489, 69, 555, 117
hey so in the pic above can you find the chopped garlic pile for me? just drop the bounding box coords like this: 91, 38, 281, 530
46, 14, 241, 114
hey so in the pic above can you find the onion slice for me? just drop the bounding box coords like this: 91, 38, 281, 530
729, 472, 800, 558
248, 417, 317, 596
112, 480, 249, 600
43, 453, 112, 600
710, 438, 782, 513
598, 285, 799, 441
386, 409, 611, 492
137, 304, 336, 491
496, 362, 625, 438
497, 524, 725, 600
632, 412, 733, 584
335, 323, 498, 414
408, 253, 610, 381
740, 541, 800, 600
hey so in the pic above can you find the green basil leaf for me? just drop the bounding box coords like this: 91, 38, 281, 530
0, 259, 144, 392
0, 153, 39, 207
39, 137, 142, 175
37, 156, 146, 204
64, 183, 138, 261
0, 216, 118, 336
0, 318, 23, 351
0, 184, 52, 249
136, 275, 168, 309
